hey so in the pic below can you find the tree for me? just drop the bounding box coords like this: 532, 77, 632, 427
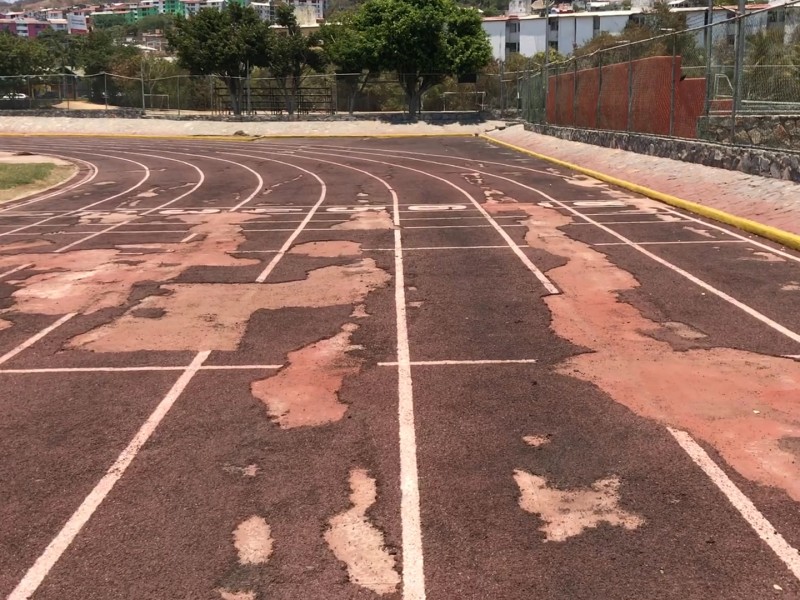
0, 33, 49, 77
271, 4, 328, 115
320, 11, 378, 114
167, 4, 273, 115
350, 0, 492, 118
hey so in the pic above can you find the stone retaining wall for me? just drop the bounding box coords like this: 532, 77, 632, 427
698, 115, 800, 151
527, 123, 800, 182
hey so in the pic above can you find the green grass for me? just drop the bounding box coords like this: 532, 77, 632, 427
0, 163, 57, 190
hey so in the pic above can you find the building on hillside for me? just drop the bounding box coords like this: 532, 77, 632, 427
14, 17, 52, 37
48, 17, 69, 31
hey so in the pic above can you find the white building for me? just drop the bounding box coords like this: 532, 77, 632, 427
482, 5, 751, 60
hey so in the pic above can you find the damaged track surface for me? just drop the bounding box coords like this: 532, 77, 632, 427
1, 136, 799, 600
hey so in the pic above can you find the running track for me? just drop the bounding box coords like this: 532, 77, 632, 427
1, 136, 800, 600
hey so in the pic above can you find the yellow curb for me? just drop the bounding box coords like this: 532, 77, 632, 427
480, 134, 800, 253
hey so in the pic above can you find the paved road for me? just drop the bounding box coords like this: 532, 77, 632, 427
0, 136, 799, 600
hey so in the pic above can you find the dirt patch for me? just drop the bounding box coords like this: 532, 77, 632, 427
0, 213, 257, 316
324, 468, 400, 594
251, 323, 362, 428
233, 516, 273, 565
289, 241, 362, 257
514, 471, 645, 542
331, 210, 395, 230
497, 200, 800, 502
69, 260, 390, 352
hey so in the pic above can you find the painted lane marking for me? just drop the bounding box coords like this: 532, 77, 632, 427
326, 149, 800, 346
0, 156, 150, 241
378, 359, 538, 366
259, 150, 426, 600
290, 149, 559, 296
0, 263, 33, 281
0, 313, 76, 367
406, 205, 467, 211
54, 154, 206, 253
307, 144, 800, 266
326, 206, 387, 213
214, 155, 328, 284
0, 364, 283, 374
568, 220, 692, 226
572, 200, 628, 207
389, 172, 426, 600
592, 240, 748, 246
181, 232, 199, 243
669, 428, 800, 582
7, 351, 210, 600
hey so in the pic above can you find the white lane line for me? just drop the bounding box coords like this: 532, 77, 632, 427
404, 225, 526, 230
0, 364, 282, 374
593, 240, 748, 246
262, 149, 427, 599
2, 230, 190, 236
54, 156, 205, 253
0, 155, 98, 213
331, 150, 800, 346
7, 351, 210, 600
0, 156, 150, 241
0, 313, 76, 367
215, 156, 328, 284
568, 220, 692, 226
311, 143, 800, 265
181, 232, 199, 243
289, 149, 559, 296
0, 263, 33, 281
784, 354, 800, 360
378, 359, 538, 366
390, 172, 426, 600
668, 428, 800, 581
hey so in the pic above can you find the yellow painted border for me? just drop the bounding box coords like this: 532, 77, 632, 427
480, 134, 800, 253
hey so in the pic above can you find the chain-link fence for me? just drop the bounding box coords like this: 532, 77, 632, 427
517, 0, 800, 151
1, 70, 518, 117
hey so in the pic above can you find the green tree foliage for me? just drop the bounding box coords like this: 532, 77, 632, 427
271, 4, 327, 115
0, 32, 50, 77
167, 3, 273, 114
342, 0, 492, 117
320, 10, 379, 113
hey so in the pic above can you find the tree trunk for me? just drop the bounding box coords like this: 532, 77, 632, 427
225, 77, 241, 116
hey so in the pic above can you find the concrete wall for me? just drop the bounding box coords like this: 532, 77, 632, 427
484, 20, 507, 61
519, 17, 546, 56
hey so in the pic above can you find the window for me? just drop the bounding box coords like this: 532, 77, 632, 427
549, 18, 558, 31
508, 21, 519, 33
593, 16, 600, 32
548, 40, 558, 50
505, 41, 520, 53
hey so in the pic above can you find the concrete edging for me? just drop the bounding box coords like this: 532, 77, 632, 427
480, 134, 800, 253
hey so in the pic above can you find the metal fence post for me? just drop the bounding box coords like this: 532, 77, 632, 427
669, 36, 677, 136
104, 73, 109, 110
731, 0, 746, 141
596, 52, 603, 129
627, 45, 634, 132
140, 59, 147, 114
554, 63, 560, 124
572, 58, 578, 127
703, 0, 714, 119
177, 76, 181, 117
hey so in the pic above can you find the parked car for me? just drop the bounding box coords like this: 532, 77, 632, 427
0, 93, 28, 100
